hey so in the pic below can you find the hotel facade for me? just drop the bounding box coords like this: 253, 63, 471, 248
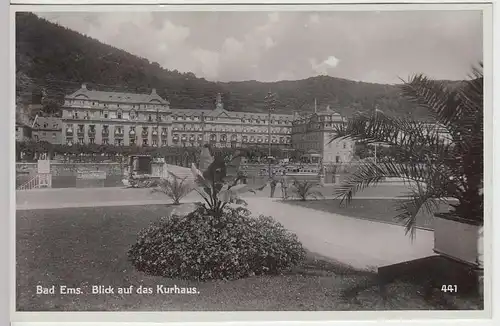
61, 84, 355, 164
61, 84, 293, 149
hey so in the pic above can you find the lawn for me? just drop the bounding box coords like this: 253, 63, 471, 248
17, 204, 479, 311
284, 199, 454, 230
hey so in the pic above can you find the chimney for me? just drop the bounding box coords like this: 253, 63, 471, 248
81, 83, 87, 90
151, 88, 157, 95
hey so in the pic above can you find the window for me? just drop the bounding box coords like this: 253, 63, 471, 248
148, 114, 152, 122
336, 156, 340, 163
89, 138, 95, 144
117, 110, 122, 119
343, 142, 346, 149
130, 138, 136, 145
102, 139, 109, 145
152, 139, 158, 146
104, 111, 109, 119
78, 138, 84, 145
161, 139, 167, 146
142, 139, 148, 146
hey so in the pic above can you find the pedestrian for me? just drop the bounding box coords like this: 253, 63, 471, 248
269, 177, 277, 198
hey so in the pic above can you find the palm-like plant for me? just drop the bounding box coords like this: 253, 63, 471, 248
190, 146, 266, 218
331, 64, 483, 238
152, 171, 194, 205
290, 179, 324, 201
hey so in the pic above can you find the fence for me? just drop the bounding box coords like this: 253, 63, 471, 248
16, 162, 126, 189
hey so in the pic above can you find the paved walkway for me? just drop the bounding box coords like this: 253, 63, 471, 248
244, 198, 435, 271
16, 186, 436, 271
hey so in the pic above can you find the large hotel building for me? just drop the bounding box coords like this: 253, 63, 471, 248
61, 84, 355, 163
62, 84, 293, 149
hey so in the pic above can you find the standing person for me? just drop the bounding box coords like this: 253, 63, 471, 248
269, 177, 277, 198
281, 171, 288, 199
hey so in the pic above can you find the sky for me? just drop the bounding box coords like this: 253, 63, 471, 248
36, 10, 483, 84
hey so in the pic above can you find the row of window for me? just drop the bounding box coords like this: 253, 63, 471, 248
69, 110, 166, 122
66, 138, 168, 147
64, 137, 291, 147
171, 134, 291, 143
65, 123, 292, 137
171, 126, 291, 133
171, 116, 291, 124
66, 124, 168, 134
295, 142, 350, 150
292, 122, 341, 131
292, 115, 343, 124
66, 100, 167, 111
67, 110, 295, 126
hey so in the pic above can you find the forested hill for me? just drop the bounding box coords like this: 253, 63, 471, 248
17, 12, 436, 119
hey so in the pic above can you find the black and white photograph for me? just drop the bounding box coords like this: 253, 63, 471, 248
13, 4, 490, 315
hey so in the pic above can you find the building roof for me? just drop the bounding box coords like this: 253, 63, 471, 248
32, 116, 62, 130
66, 84, 169, 105
66, 84, 294, 120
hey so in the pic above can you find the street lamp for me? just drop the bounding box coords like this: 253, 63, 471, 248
264, 91, 276, 178
373, 105, 383, 163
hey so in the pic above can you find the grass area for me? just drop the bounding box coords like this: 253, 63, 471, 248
17, 204, 479, 311
285, 199, 453, 230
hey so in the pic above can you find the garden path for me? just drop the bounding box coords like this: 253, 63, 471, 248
244, 197, 436, 271
16, 185, 436, 270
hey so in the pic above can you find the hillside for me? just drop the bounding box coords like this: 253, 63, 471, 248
16, 12, 434, 119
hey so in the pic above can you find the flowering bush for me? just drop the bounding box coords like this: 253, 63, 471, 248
128, 205, 306, 280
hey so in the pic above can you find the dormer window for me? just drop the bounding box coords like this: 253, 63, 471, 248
117, 109, 122, 119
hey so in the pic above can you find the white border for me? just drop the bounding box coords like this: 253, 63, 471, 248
7, 0, 497, 324
7, 0, 496, 4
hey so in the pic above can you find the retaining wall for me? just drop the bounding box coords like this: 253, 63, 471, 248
16, 162, 125, 188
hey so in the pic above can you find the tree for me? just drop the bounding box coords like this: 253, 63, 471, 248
331, 64, 483, 238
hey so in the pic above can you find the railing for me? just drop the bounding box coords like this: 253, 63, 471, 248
17, 175, 39, 190
17, 173, 52, 190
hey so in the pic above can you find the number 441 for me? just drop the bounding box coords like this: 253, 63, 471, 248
441, 285, 458, 293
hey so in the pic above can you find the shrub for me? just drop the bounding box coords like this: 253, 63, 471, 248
290, 179, 324, 201
151, 172, 193, 205
128, 205, 306, 281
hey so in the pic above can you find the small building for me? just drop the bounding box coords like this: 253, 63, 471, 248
31, 116, 63, 144
15, 104, 34, 142
15, 122, 32, 142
